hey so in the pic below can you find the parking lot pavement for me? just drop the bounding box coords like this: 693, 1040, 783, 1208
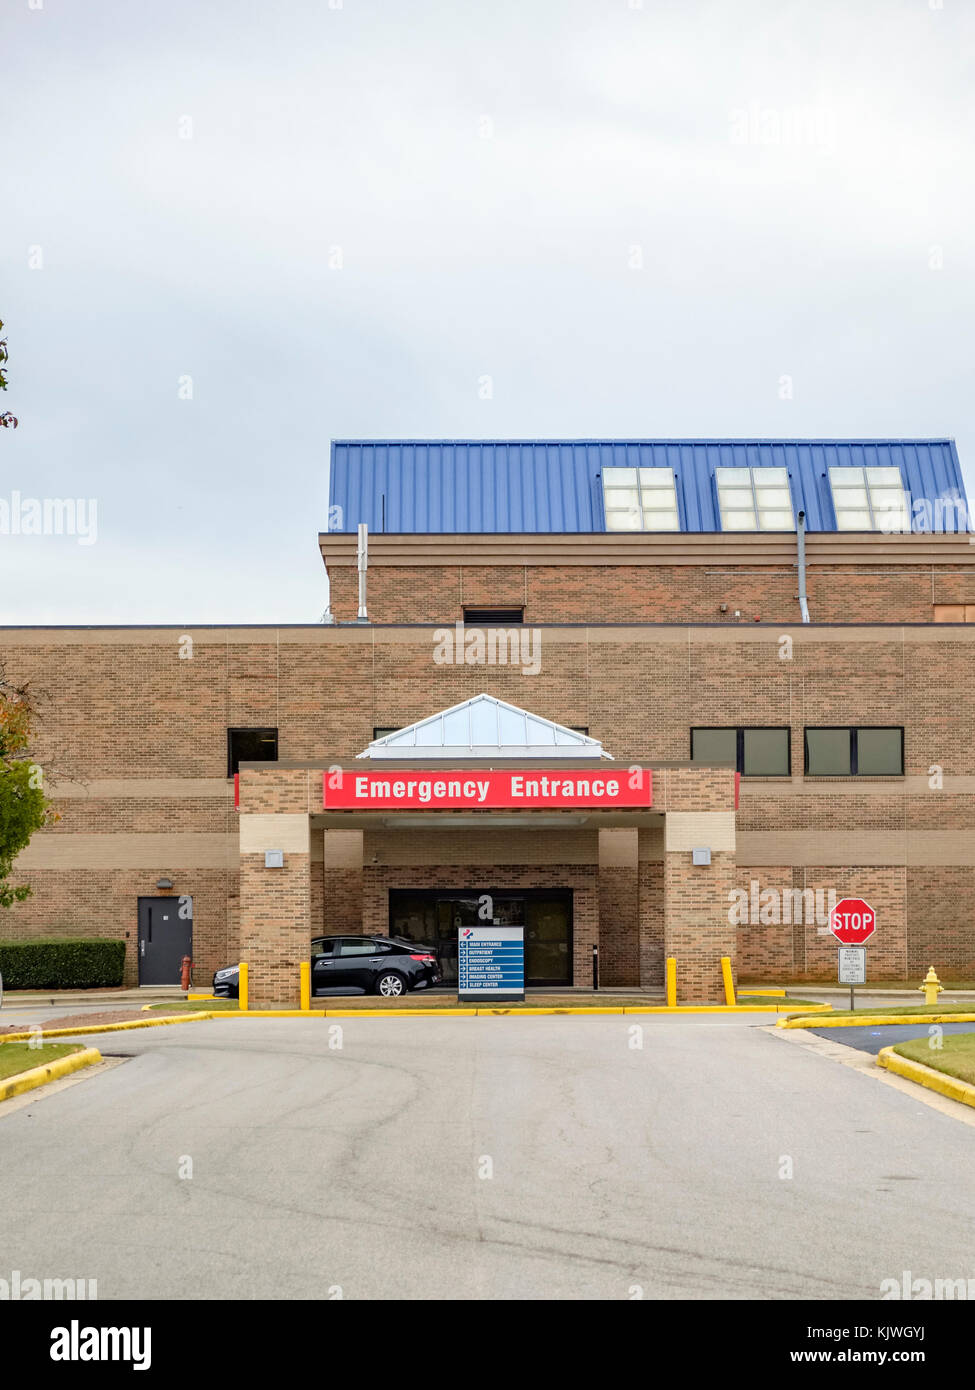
2, 1011, 975, 1301
809, 1019, 975, 1055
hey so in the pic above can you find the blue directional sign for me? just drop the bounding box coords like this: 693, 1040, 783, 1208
457, 926, 525, 1002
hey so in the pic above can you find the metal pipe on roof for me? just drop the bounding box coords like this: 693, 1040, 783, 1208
356, 523, 368, 622
796, 510, 811, 623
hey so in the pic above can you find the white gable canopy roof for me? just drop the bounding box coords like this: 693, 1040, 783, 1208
358, 694, 611, 760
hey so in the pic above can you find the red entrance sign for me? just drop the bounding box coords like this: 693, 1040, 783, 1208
829, 896, 876, 946
323, 768, 653, 811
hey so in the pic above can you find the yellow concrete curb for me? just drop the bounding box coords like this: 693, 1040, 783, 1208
205, 1003, 827, 1017
876, 1045, 975, 1109
207, 1009, 331, 1019
739, 988, 786, 997
0, 1002, 835, 1038
317, 1008, 480, 1018
778, 1011, 975, 1030
0, 1046, 103, 1102
0, 1012, 211, 1043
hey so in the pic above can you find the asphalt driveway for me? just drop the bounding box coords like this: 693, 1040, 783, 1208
2, 1013, 974, 1300
809, 1020, 975, 1054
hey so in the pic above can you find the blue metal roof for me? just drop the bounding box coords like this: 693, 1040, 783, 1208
328, 439, 965, 534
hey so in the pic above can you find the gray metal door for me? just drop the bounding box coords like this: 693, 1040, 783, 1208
137, 897, 192, 985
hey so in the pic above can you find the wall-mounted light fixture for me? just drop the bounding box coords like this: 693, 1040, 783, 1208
156, 877, 174, 890
691, 848, 711, 866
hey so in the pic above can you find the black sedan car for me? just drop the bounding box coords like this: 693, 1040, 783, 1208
212, 935, 441, 999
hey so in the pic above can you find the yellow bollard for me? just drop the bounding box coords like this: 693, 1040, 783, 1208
919, 966, 943, 1007
720, 956, 736, 1006
300, 960, 311, 1012
666, 957, 677, 1008
238, 961, 249, 1012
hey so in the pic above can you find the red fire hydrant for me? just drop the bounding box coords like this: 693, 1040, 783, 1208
180, 955, 192, 991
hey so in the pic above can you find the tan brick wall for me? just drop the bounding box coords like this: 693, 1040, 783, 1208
664, 849, 739, 1003
4, 618, 975, 986
328, 560, 975, 626
599, 866, 640, 985
907, 867, 975, 977
1, 870, 234, 986
637, 859, 665, 988
319, 867, 362, 933
736, 867, 799, 980
235, 767, 314, 1005
238, 850, 310, 1007
363, 827, 598, 866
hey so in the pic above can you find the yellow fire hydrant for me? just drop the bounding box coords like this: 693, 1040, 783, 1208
919, 966, 943, 1007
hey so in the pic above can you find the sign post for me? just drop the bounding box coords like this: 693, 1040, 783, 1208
830, 898, 875, 1011
457, 926, 524, 1004
837, 946, 866, 1012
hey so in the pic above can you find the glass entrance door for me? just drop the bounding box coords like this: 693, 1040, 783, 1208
389, 890, 572, 986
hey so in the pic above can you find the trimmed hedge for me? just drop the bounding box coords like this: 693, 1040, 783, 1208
0, 938, 126, 990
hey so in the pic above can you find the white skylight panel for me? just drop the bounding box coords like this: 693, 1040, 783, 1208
829, 466, 909, 531
603, 466, 680, 531
716, 466, 795, 531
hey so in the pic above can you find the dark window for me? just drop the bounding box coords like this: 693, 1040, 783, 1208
691, 728, 737, 767
227, 727, 278, 777
311, 940, 334, 957
570, 727, 589, 736
857, 728, 904, 775
462, 607, 525, 624
691, 727, 790, 777
804, 727, 903, 776
742, 728, 789, 776
804, 728, 851, 775
373, 727, 400, 741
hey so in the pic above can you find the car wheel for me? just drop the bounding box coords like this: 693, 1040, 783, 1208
375, 972, 407, 998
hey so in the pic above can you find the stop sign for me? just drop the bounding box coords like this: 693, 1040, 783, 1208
830, 897, 876, 946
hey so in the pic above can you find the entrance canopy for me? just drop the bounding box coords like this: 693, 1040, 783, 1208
358, 694, 610, 760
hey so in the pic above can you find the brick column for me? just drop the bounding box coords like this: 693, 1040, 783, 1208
662, 807, 738, 1004
238, 768, 313, 1009
598, 829, 640, 986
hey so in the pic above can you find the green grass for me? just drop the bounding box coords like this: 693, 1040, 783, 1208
0, 1042, 83, 1083
737, 995, 823, 1010
786, 1001, 975, 1020
148, 999, 240, 1012
893, 1032, 975, 1087
739, 978, 975, 992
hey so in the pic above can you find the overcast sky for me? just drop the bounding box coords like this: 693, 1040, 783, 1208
2, 0, 972, 623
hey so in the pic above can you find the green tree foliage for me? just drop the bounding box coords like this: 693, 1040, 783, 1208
0, 668, 52, 909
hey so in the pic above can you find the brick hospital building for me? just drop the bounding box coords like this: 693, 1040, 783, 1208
5, 438, 975, 1004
